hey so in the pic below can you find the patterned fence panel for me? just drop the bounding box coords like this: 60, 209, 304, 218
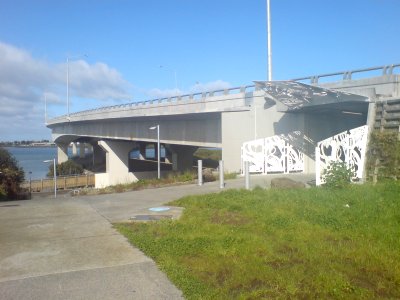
242, 135, 304, 175
241, 138, 265, 173
286, 144, 305, 173
264, 136, 286, 173
316, 125, 368, 185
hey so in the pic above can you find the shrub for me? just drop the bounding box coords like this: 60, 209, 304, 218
0, 147, 25, 199
323, 161, 354, 188
47, 160, 84, 177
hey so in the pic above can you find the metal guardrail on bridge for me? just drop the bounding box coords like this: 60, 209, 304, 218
292, 63, 400, 84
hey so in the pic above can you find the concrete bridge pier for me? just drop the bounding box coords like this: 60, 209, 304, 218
56, 143, 69, 164
71, 143, 78, 157
79, 143, 86, 158
95, 140, 137, 187
91, 143, 106, 167
167, 145, 198, 172
138, 143, 146, 160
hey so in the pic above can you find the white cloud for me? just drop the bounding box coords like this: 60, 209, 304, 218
146, 80, 232, 99
0, 41, 132, 141
56, 60, 132, 101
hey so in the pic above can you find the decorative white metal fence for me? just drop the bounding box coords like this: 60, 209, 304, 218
315, 125, 369, 185
241, 135, 304, 175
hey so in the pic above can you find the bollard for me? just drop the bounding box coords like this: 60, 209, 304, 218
219, 160, 224, 188
244, 161, 250, 190
198, 160, 203, 186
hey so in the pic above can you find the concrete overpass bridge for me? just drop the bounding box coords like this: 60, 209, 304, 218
47, 64, 400, 187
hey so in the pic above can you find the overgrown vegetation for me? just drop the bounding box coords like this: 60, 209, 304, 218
47, 159, 84, 177
79, 171, 197, 195
366, 131, 400, 181
0, 147, 25, 200
323, 161, 354, 188
116, 182, 400, 299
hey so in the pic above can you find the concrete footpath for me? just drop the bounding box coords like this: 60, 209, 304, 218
0, 174, 313, 299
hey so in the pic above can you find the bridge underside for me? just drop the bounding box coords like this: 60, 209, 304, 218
50, 112, 221, 187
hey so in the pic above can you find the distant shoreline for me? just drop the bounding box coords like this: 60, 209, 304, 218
1, 145, 56, 148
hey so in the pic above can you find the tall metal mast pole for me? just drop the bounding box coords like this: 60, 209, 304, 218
267, 0, 272, 81
67, 57, 70, 117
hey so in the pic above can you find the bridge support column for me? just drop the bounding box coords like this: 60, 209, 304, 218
168, 145, 197, 172
79, 143, 86, 158
97, 140, 136, 187
92, 143, 105, 166
56, 143, 69, 164
72, 143, 78, 157
139, 143, 146, 160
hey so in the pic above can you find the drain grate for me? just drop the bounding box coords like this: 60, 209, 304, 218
0, 204, 20, 207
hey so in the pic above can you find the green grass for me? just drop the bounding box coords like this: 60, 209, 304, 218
115, 182, 400, 299
79, 171, 197, 195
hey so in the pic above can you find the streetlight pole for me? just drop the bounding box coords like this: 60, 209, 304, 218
67, 57, 70, 117
44, 159, 57, 198
149, 125, 160, 179
267, 0, 272, 81
67, 54, 87, 118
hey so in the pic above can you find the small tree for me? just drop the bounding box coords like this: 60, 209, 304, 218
323, 161, 354, 189
0, 147, 25, 199
47, 160, 84, 177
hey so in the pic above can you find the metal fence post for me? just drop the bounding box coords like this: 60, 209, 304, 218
198, 160, 203, 186
245, 161, 250, 190
219, 160, 224, 189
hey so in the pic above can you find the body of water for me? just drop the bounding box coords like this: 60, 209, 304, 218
5, 147, 58, 180
6, 146, 166, 181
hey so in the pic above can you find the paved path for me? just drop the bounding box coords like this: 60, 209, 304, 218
0, 174, 314, 299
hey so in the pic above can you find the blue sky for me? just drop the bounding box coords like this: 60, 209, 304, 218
0, 0, 399, 141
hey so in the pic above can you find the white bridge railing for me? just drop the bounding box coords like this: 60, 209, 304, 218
241, 135, 304, 175
316, 125, 369, 185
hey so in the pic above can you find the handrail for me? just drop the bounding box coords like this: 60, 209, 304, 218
292, 63, 400, 84
50, 84, 257, 121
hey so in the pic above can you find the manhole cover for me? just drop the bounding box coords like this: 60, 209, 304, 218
149, 206, 170, 212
